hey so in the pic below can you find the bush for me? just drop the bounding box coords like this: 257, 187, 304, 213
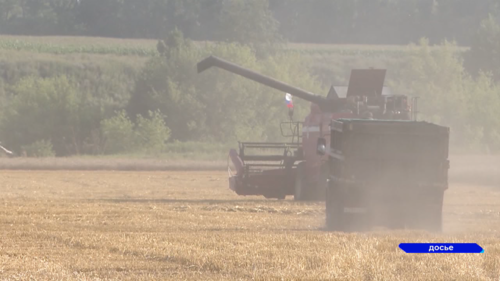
21, 139, 55, 157
0, 59, 138, 156
464, 15, 500, 81
391, 38, 500, 152
134, 110, 171, 154
1, 75, 83, 156
127, 29, 322, 144
99, 109, 171, 155
100, 110, 135, 154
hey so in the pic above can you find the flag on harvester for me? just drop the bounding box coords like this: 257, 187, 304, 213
285, 93, 293, 108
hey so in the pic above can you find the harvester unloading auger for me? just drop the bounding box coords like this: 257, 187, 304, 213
197, 55, 417, 201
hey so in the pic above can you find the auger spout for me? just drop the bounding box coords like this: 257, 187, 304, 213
197, 55, 347, 112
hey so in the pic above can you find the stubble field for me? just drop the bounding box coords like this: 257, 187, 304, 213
0, 155, 499, 280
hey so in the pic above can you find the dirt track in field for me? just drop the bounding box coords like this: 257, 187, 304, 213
0, 156, 498, 280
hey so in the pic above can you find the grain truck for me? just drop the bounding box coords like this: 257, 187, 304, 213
317, 119, 450, 232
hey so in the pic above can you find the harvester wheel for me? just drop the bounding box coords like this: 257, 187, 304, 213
294, 162, 308, 201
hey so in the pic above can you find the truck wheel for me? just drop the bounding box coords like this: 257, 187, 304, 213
327, 186, 374, 232
385, 198, 405, 230
325, 185, 334, 229
312, 163, 329, 201
325, 184, 345, 231
406, 189, 444, 233
386, 211, 405, 230
422, 190, 444, 233
294, 162, 307, 201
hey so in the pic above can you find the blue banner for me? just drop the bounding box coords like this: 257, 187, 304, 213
399, 243, 484, 253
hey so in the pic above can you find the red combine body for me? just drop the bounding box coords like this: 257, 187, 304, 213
197, 56, 417, 200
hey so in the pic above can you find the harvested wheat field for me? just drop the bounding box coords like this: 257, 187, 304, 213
0, 157, 499, 280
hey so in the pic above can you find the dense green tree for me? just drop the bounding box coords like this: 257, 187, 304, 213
0, 0, 20, 23
100, 109, 171, 154
391, 39, 500, 152
216, 0, 281, 45
464, 15, 500, 81
100, 110, 135, 154
0, 75, 92, 155
134, 110, 171, 154
1, 0, 500, 46
1, 1, 500, 156
0, 0, 77, 35
127, 29, 319, 143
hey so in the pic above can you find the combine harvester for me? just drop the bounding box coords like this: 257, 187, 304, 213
197, 56, 450, 232
197, 55, 417, 201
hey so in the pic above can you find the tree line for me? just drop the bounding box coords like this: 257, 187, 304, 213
1, 1, 500, 157
0, 29, 318, 157
1, 29, 500, 157
0, 0, 499, 45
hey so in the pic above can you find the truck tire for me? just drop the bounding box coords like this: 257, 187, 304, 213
383, 195, 405, 230
421, 189, 444, 233
325, 183, 345, 231
327, 184, 373, 232
294, 162, 328, 201
294, 162, 307, 201
313, 163, 329, 201
386, 208, 405, 230
406, 189, 444, 233
325, 184, 335, 229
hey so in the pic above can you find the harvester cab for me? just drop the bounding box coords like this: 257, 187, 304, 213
197, 55, 416, 201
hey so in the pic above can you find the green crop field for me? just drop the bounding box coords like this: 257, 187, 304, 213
0, 34, 467, 60
0, 34, 431, 92
0, 34, 469, 90
0, 35, 158, 56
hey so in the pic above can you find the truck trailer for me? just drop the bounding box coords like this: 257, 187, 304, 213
318, 119, 450, 232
